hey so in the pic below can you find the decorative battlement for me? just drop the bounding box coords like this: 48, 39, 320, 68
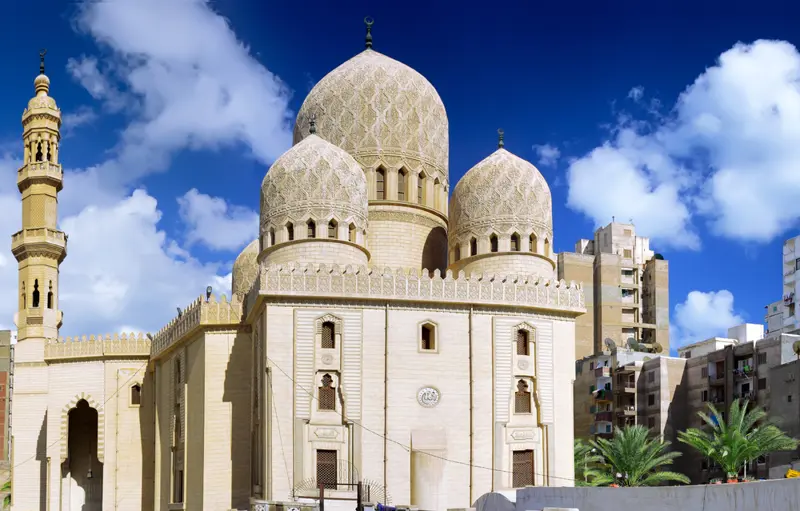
11, 226, 67, 262
151, 294, 243, 358
246, 263, 586, 313
45, 332, 151, 362
18, 161, 63, 189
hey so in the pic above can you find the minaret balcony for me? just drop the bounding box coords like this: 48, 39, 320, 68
11, 227, 67, 262
18, 161, 63, 191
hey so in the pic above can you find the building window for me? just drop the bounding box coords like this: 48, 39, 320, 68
454, 245, 461, 261
589, 362, 594, 370
321, 321, 335, 349
648, 417, 655, 429
648, 393, 655, 406
470, 237, 477, 256
317, 449, 337, 490
131, 384, 142, 406
648, 371, 655, 383
701, 390, 708, 402
421, 323, 436, 351
685, 350, 693, 359
511, 233, 520, 252
328, 220, 337, 239
701, 367, 708, 378
515, 380, 531, 414
32, 279, 40, 308
349, 224, 357, 243
490, 234, 499, 253
544, 238, 550, 256
307, 220, 316, 238
623, 249, 632, 259
269, 228, 275, 246
376, 168, 386, 200
318, 374, 336, 411
789, 395, 793, 403
398, 169, 406, 201
758, 378, 767, 391
757, 352, 767, 365
512, 450, 535, 487
286, 223, 294, 241
516, 329, 530, 356
418, 172, 426, 204
530, 234, 538, 253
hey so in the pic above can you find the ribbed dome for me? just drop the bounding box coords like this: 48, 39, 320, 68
260, 134, 368, 234
294, 49, 449, 183
231, 239, 259, 299
449, 148, 552, 243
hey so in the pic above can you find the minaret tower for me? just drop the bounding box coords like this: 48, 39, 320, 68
10, 50, 66, 510
12, 49, 66, 340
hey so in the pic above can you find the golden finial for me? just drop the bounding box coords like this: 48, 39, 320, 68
39, 49, 47, 75
364, 17, 374, 49
498, 129, 505, 149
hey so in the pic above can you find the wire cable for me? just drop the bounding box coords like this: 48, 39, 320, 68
268, 372, 293, 495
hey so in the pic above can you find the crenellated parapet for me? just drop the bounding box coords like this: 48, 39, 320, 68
44, 332, 151, 362
150, 294, 244, 359
246, 263, 586, 314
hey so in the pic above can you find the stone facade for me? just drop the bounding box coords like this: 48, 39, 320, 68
10, 32, 585, 511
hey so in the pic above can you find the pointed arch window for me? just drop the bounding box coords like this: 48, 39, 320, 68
131, 384, 142, 406
286, 223, 294, 241
398, 169, 407, 201
328, 220, 337, 239
46, 141, 52, 162
35, 142, 43, 162
544, 238, 551, 256
433, 178, 441, 210
516, 329, 530, 356
515, 380, 532, 414
321, 321, 335, 349
454, 245, 461, 262
32, 279, 40, 308
490, 234, 499, 253
307, 220, 316, 239
421, 323, 436, 351
319, 374, 336, 411
470, 237, 478, 256
47, 281, 53, 309
530, 233, 538, 253
21, 282, 26, 309
511, 233, 521, 252
349, 223, 357, 243
376, 168, 386, 200
268, 227, 275, 247
418, 172, 426, 204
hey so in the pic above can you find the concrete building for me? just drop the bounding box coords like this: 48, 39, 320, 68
768, 357, 800, 478
558, 222, 669, 359
10, 30, 586, 511
764, 234, 800, 336
0, 331, 10, 461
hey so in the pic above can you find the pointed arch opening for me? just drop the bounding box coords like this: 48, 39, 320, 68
490, 234, 499, 253
398, 168, 407, 201
32, 279, 40, 308
420, 322, 437, 351
515, 380, 532, 414
286, 222, 294, 241
35, 142, 43, 162
516, 329, 530, 356
433, 177, 441, 210
470, 237, 478, 256
511, 233, 521, 252
348, 223, 357, 243
321, 321, 335, 349
21, 281, 26, 309
47, 281, 53, 309
544, 237, 551, 256
318, 373, 336, 411
418, 171, 427, 204
66, 399, 104, 508
131, 384, 142, 406
327, 219, 338, 239
530, 233, 538, 253
454, 244, 461, 262
268, 227, 276, 247
376, 167, 386, 200
307, 219, 316, 239
46, 141, 52, 162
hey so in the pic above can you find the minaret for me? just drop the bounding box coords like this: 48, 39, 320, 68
12, 49, 66, 340
10, 50, 65, 510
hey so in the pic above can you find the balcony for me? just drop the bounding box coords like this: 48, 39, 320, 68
595, 366, 611, 378
618, 381, 636, 393
733, 367, 753, 380
594, 388, 613, 402
708, 374, 725, 386
733, 392, 757, 402
617, 405, 636, 416
595, 411, 614, 422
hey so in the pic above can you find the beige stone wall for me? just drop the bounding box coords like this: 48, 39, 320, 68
572, 359, 595, 440
365, 203, 448, 273
264, 239, 369, 267
452, 253, 554, 280
558, 253, 594, 359
185, 338, 205, 510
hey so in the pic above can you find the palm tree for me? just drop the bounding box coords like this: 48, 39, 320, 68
589, 425, 689, 486
678, 399, 799, 481
574, 439, 611, 486
1, 480, 9, 509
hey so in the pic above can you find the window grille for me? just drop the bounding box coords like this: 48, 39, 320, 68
512, 450, 534, 487
317, 449, 338, 489
515, 380, 531, 414
319, 374, 336, 411
322, 321, 335, 349
516, 330, 530, 356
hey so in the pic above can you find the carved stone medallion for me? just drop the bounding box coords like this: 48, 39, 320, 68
417, 386, 441, 408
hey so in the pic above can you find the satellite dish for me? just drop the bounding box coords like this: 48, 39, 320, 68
628, 340, 640, 352
605, 338, 617, 352
654, 344, 664, 354
793, 340, 800, 359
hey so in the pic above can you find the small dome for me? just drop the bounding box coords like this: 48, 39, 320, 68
231, 239, 259, 299
450, 148, 552, 243
26, 74, 58, 112
260, 134, 368, 235
294, 49, 449, 183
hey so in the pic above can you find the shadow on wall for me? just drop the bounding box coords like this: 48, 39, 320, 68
140, 364, 156, 511
36, 412, 46, 511
422, 226, 447, 275
514, 478, 800, 511
223, 331, 252, 510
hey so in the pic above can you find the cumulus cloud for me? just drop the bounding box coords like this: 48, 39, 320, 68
566, 40, 800, 248
533, 144, 561, 167
178, 188, 258, 251
672, 290, 745, 347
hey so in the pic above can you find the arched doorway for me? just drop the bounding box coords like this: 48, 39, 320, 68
62, 399, 103, 510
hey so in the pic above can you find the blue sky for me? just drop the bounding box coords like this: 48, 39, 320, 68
1, 0, 799, 348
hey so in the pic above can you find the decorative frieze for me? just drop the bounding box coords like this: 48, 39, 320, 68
45, 332, 150, 361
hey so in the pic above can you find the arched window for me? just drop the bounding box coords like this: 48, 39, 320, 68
35, 142, 43, 162
286, 223, 294, 241
470, 237, 478, 256
398, 169, 407, 201
376, 168, 386, 200
515, 380, 532, 414
511, 233, 521, 252
517, 329, 530, 356
21, 282, 26, 309
433, 178, 441, 210
47, 281, 53, 309
418, 172, 426, 204
307, 220, 316, 238
421, 323, 436, 351
321, 321, 335, 349
544, 238, 551, 256
530, 234, 538, 253
454, 245, 461, 261
490, 234, 499, 253
269, 228, 275, 246
328, 220, 337, 239
46, 141, 52, 162
131, 384, 142, 406
319, 374, 335, 411
32, 279, 40, 308
349, 224, 357, 243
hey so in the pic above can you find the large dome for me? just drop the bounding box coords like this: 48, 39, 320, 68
450, 148, 552, 241
294, 49, 449, 183
260, 133, 368, 237
231, 239, 259, 299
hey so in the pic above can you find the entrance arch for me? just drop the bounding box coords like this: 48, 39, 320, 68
61, 398, 104, 510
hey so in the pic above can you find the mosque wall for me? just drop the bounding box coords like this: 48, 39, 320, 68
264, 240, 369, 267
366, 204, 448, 273
452, 253, 555, 280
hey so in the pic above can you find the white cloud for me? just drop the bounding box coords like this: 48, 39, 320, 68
178, 188, 258, 251
61, 106, 98, 136
672, 290, 744, 347
532, 144, 561, 167
628, 86, 644, 101
566, 40, 800, 247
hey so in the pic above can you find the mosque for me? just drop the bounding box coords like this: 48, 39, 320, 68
10, 21, 585, 511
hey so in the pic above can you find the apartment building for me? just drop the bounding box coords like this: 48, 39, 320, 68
559, 222, 669, 359
765, 234, 800, 336
768, 358, 800, 477
0, 331, 10, 461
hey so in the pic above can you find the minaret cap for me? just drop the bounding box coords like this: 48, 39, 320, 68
497, 129, 505, 149
34, 49, 50, 95
364, 17, 374, 49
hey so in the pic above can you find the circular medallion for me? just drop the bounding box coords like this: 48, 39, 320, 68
417, 386, 441, 408
517, 359, 530, 370
321, 354, 333, 365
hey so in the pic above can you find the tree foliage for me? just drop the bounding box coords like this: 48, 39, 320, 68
678, 399, 799, 479
574, 439, 611, 486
